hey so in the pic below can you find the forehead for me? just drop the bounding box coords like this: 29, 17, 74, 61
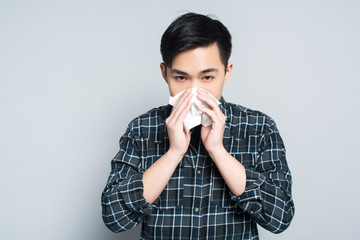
171, 43, 223, 72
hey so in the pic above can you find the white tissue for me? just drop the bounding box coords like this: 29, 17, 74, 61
169, 88, 220, 132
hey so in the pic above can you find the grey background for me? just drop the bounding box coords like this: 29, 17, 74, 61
1, 0, 359, 239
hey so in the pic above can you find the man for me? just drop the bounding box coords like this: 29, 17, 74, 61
102, 12, 294, 239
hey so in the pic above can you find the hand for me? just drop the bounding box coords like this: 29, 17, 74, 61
196, 88, 226, 155
166, 89, 193, 159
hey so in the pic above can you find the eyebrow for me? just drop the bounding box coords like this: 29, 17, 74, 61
170, 69, 189, 76
200, 68, 218, 74
170, 68, 218, 76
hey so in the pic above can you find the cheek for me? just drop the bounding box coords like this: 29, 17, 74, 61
168, 82, 188, 96
203, 82, 224, 100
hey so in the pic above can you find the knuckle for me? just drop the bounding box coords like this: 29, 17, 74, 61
166, 119, 174, 127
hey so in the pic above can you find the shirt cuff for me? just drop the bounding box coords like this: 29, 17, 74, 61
118, 173, 153, 216
231, 168, 266, 214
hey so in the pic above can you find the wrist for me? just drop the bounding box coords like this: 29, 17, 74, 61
207, 145, 227, 161
166, 148, 185, 163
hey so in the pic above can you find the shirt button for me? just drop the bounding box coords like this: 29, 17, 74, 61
194, 207, 199, 213
197, 170, 201, 175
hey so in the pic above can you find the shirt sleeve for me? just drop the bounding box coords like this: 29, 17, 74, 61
101, 127, 153, 233
231, 120, 295, 234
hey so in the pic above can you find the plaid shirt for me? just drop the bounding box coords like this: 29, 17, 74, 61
102, 97, 295, 239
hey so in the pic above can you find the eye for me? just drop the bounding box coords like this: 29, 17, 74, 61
175, 76, 187, 81
202, 76, 214, 81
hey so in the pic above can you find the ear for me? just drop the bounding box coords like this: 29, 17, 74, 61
224, 62, 233, 84
160, 63, 168, 84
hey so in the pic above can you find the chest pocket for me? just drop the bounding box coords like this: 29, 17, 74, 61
228, 136, 258, 167
143, 156, 184, 209
158, 164, 184, 208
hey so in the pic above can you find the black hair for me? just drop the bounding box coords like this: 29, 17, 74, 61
160, 12, 232, 69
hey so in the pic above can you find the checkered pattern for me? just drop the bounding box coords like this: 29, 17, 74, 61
101, 97, 294, 239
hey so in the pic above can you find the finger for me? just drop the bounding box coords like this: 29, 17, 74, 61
171, 89, 190, 114
198, 100, 226, 124
196, 89, 223, 119
196, 88, 219, 109
170, 89, 192, 121
197, 106, 219, 124
174, 94, 193, 126
173, 91, 192, 122
173, 89, 191, 107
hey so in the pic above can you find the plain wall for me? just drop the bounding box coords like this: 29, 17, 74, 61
1, 0, 359, 239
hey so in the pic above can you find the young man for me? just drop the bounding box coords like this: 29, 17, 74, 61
102, 12, 294, 239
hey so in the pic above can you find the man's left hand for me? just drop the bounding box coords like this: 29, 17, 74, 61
196, 88, 226, 155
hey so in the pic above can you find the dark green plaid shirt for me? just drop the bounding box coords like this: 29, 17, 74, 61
102, 97, 294, 239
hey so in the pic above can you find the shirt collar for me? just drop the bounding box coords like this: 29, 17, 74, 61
219, 96, 232, 143
219, 96, 230, 122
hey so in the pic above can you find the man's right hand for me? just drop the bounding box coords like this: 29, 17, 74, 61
143, 89, 192, 204
165, 89, 193, 160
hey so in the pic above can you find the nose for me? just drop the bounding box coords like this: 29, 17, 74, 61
189, 80, 199, 89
